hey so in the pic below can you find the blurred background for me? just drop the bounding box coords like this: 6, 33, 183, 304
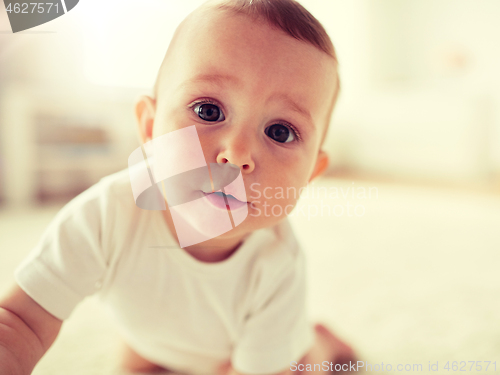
0, 1, 499, 374
1, 0, 500, 204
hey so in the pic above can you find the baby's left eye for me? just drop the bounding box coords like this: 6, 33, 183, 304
193, 102, 225, 122
265, 124, 295, 143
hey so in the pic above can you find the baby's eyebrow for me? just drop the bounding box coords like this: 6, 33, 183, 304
180, 73, 241, 90
268, 93, 313, 124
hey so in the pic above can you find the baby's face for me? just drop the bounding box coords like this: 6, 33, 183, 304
150, 8, 337, 239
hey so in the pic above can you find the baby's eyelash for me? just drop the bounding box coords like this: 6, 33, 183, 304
189, 98, 222, 109
276, 121, 302, 142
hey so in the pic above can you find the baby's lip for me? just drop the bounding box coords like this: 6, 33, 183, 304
202, 189, 248, 203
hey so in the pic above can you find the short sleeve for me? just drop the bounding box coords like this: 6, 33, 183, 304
14, 182, 111, 320
232, 249, 314, 374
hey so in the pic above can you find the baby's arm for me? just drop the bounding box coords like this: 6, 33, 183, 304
0, 283, 62, 375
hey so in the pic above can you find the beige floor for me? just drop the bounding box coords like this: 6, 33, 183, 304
1, 178, 499, 375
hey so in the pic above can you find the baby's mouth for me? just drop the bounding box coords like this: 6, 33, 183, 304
202, 191, 248, 210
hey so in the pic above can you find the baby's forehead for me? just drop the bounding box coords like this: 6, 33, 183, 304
156, 6, 336, 95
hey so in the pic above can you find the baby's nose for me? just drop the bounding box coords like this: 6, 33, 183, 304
216, 154, 254, 173
216, 141, 255, 173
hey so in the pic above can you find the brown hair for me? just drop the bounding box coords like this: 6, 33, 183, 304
217, 0, 336, 59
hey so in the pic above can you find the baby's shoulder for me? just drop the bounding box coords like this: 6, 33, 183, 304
51, 168, 140, 235
80, 168, 138, 213
97, 168, 138, 206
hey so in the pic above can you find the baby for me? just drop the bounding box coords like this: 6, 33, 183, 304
0, 0, 355, 374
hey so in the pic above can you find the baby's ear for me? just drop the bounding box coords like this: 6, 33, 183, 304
309, 150, 329, 182
135, 96, 156, 144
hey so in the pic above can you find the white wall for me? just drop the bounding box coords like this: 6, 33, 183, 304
320, 0, 500, 183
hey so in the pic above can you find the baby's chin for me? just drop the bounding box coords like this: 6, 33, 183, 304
186, 209, 285, 242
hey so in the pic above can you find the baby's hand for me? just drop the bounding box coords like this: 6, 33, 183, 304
218, 360, 233, 375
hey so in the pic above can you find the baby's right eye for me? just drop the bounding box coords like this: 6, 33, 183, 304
192, 101, 225, 122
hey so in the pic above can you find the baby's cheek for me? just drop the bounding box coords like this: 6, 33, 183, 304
152, 104, 193, 136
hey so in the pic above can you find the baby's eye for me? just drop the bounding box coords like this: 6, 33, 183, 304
265, 124, 295, 143
193, 102, 225, 122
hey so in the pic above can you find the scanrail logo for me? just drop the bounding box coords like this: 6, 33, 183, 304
128, 126, 248, 248
3, 0, 79, 32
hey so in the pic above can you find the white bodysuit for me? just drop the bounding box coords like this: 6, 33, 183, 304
15, 169, 313, 375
